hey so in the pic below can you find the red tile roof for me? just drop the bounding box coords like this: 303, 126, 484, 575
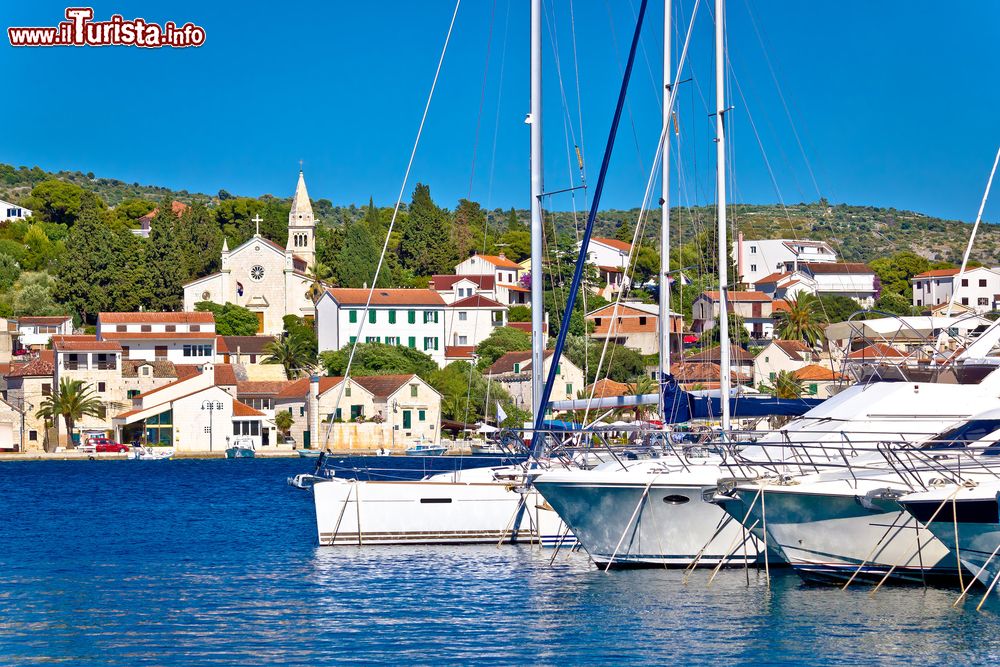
772, 340, 812, 360
217, 336, 275, 355
52, 335, 122, 351
591, 237, 632, 253
6, 350, 54, 378
236, 381, 291, 396
487, 350, 555, 375
847, 343, 908, 360
430, 274, 496, 291
700, 291, 772, 303
324, 289, 445, 306
275, 376, 346, 399
444, 346, 475, 359
232, 400, 265, 417
353, 374, 419, 400
99, 312, 215, 324
214, 364, 240, 386
450, 295, 506, 309
469, 254, 520, 269
17, 316, 71, 325
498, 283, 530, 293
754, 271, 791, 285
912, 268, 961, 279
139, 200, 189, 222
597, 265, 625, 273
772, 299, 791, 313
583, 378, 631, 398
793, 364, 846, 381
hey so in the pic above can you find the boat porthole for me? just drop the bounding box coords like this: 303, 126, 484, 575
663, 494, 690, 505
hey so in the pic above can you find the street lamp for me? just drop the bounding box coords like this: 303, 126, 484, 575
201, 400, 223, 452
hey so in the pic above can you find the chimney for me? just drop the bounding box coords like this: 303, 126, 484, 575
498, 252, 506, 261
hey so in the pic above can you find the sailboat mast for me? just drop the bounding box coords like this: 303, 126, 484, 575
714, 0, 731, 430
658, 0, 672, 414
530, 0, 545, 421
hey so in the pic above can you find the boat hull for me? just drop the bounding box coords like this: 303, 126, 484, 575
313, 478, 573, 547
902, 493, 1000, 585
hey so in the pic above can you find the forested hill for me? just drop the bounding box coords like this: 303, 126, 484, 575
1, 162, 995, 266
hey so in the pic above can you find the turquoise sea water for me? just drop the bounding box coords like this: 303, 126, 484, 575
2, 459, 1000, 666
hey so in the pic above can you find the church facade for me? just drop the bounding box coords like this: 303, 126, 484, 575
183, 171, 317, 335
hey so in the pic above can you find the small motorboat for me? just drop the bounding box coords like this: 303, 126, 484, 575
131, 445, 173, 461
298, 449, 323, 458
405, 439, 448, 457
287, 472, 331, 489
225, 438, 256, 459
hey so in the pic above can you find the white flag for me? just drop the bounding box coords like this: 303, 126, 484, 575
496, 401, 508, 423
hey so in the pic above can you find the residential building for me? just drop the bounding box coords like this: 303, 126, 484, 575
0, 198, 31, 223
684, 345, 756, 386
732, 236, 837, 287
692, 291, 774, 339
182, 171, 317, 334
4, 351, 53, 451
113, 363, 267, 452
217, 335, 286, 380
274, 374, 441, 450
429, 274, 496, 304
315, 288, 447, 366
911, 267, 1000, 313
455, 253, 522, 286
798, 262, 878, 306
121, 359, 196, 402
487, 351, 584, 414
13, 315, 73, 353
96, 312, 217, 363
52, 335, 124, 444
751, 271, 817, 302
0, 398, 22, 451
753, 339, 815, 386
134, 200, 188, 238
444, 295, 507, 348
793, 364, 846, 398
585, 302, 684, 355
583, 237, 632, 299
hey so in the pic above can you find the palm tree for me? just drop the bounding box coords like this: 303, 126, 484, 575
274, 411, 294, 441
776, 293, 824, 344
305, 262, 334, 303
35, 378, 104, 449
759, 370, 804, 399
627, 375, 658, 420
263, 336, 312, 379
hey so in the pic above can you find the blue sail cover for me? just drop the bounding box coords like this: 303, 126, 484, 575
661, 376, 824, 424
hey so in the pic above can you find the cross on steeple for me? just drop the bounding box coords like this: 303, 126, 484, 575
251, 214, 263, 237
299, 159, 303, 172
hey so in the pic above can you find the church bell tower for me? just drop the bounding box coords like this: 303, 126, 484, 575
287, 169, 316, 270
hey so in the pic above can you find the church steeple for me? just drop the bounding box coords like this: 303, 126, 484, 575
286, 169, 315, 270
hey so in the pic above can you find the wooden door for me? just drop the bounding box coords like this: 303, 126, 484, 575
255, 312, 265, 333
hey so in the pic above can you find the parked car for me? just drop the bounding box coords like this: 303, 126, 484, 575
82, 437, 128, 453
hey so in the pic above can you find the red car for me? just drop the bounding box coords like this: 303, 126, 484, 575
84, 437, 129, 453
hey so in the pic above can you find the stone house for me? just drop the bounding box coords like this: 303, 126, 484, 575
5, 351, 56, 451
487, 351, 584, 414
753, 340, 815, 387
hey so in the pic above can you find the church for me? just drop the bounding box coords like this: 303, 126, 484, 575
183, 171, 317, 335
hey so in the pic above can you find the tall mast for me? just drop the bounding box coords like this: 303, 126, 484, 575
530, 0, 545, 420
714, 0, 731, 429
658, 0, 672, 417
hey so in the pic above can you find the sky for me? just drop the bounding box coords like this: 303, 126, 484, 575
2, 1, 999, 222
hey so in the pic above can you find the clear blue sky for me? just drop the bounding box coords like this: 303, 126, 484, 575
2, 1, 999, 222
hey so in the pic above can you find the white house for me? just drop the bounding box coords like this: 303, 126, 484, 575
430, 274, 497, 304
753, 339, 814, 387
451, 253, 530, 306
583, 237, 632, 300
444, 295, 507, 348
911, 267, 1000, 313
692, 291, 774, 339
0, 199, 31, 223
798, 262, 877, 306
113, 362, 266, 452
14, 315, 73, 352
96, 312, 217, 363
751, 271, 817, 302
315, 288, 448, 366
732, 236, 837, 288
487, 350, 585, 414
455, 253, 522, 284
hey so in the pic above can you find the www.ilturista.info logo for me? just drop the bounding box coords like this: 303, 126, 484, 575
8, 8, 205, 48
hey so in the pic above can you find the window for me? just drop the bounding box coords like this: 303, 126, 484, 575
750, 246, 757, 254
345, 385, 352, 397
121, 346, 130, 359
769, 372, 776, 381
349, 311, 358, 324
350, 405, 363, 420
565, 383, 573, 395
42, 383, 51, 396
408, 337, 416, 348
369, 310, 377, 324
366, 336, 379, 343
594, 318, 602, 326
349, 336, 357, 345
116, 325, 127, 332
418, 410, 426, 421
979, 297, 990, 306
97, 382, 106, 392
410, 383, 419, 397
457, 336, 468, 345
386, 336, 399, 345
165, 325, 176, 332
183, 344, 212, 357
513, 363, 520, 373
981, 279, 989, 288
249, 355, 256, 363
750, 264, 757, 272
233, 421, 261, 436
458, 312, 468, 321
127, 389, 140, 399
141, 325, 152, 332
423, 337, 438, 351
639, 317, 647, 326
299, 406, 305, 417
190, 325, 201, 332
808, 383, 818, 395
961, 279, 969, 287
29, 430, 37, 441
389, 311, 396, 324
962, 297, 970, 306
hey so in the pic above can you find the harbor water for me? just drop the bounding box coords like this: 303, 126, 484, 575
2, 459, 1000, 666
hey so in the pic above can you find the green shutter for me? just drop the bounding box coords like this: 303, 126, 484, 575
369, 310, 377, 324
389, 311, 396, 324
809, 383, 818, 395
565, 383, 572, 395
418, 410, 426, 421
408, 310, 416, 324
349, 336, 357, 344
408, 336, 416, 348
513, 363, 520, 373
402, 410, 412, 429
349, 311, 357, 323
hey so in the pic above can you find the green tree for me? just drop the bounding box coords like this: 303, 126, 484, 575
336, 220, 382, 288
399, 183, 454, 276
305, 262, 334, 302
629, 245, 659, 286
283, 315, 318, 365
876, 292, 917, 316
497, 229, 531, 262
816, 294, 863, 324
562, 334, 647, 383
175, 203, 223, 280
319, 343, 438, 380
23, 180, 101, 226
275, 410, 294, 438
775, 294, 825, 344
0, 253, 21, 291
870, 251, 933, 298
428, 361, 513, 424
508, 305, 531, 322
705, 313, 751, 345
104, 227, 153, 312
759, 370, 804, 399
35, 378, 104, 450
53, 202, 113, 323
194, 301, 261, 336
145, 201, 186, 310
263, 335, 313, 379
475, 326, 532, 370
